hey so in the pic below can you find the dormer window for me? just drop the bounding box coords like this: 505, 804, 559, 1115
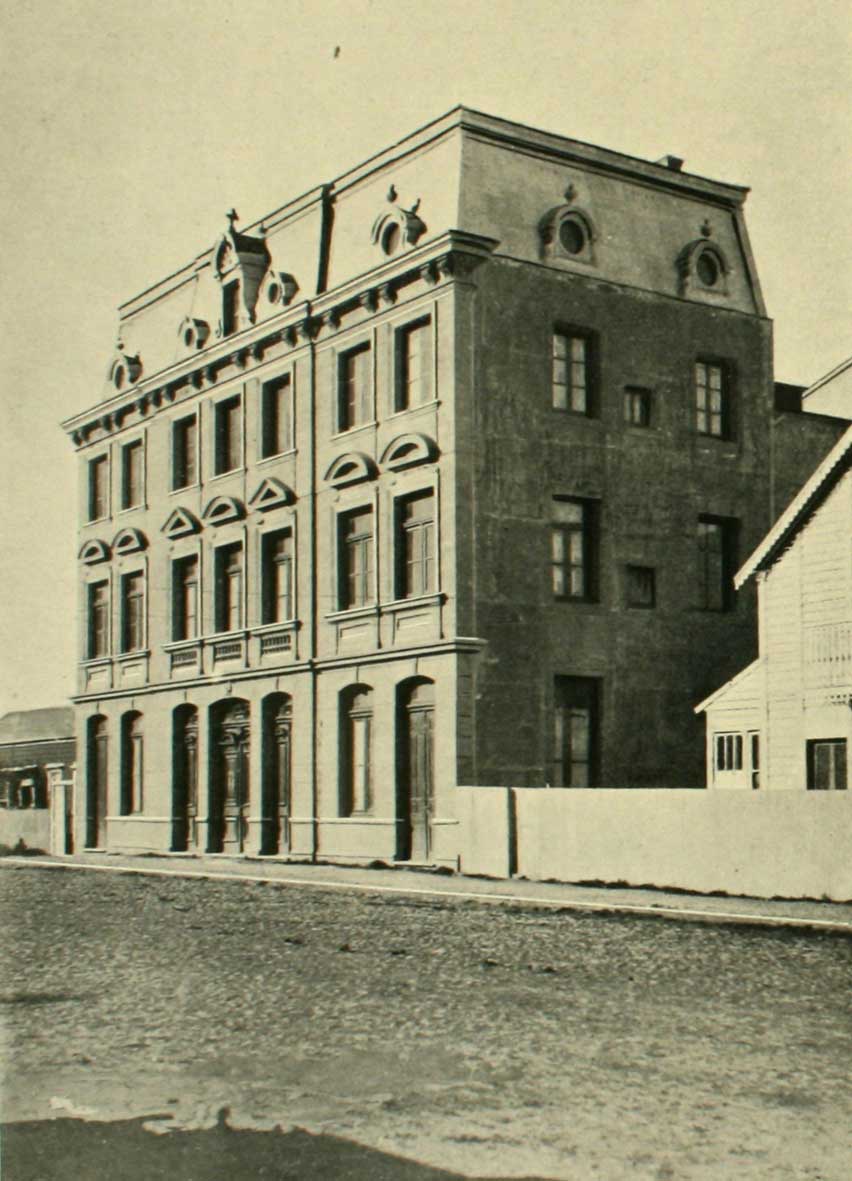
222, 281, 240, 337
540, 203, 596, 266
678, 233, 730, 298
696, 249, 721, 288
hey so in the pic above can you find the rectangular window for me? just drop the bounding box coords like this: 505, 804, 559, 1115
695, 360, 730, 438
121, 440, 144, 509
553, 677, 599, 787
338, 343, 371, 431
750, 732, 760, 790
88, 581, 110, 659
807, 739, 847, 791
396, 318, 432, 411
552, 331, 593, 414
338, 507, 374, 610
88, 456, 109, 521
262, 529, 294, 623
261, 375, 293, 458
222, 281, 240, 337
624, 386, 652, 427
715, 732, 744, 772
172, 415, 198, 490
214, 396, 242, 475
626, 565, 655, 608
396, 490, 435, 599
120, 572, 145, 653
551, 498, 597, 600
172, 555, 199, 641
215, 543, 243, 632
697, 515, 738, 611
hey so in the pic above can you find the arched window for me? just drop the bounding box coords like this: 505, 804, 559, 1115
86, 715, 108, 848
172, 705, 199, 852
340, 685, 373, 816
121, 711, 144, 815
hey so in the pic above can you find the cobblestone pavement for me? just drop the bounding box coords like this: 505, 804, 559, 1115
2, 864, 851, 1180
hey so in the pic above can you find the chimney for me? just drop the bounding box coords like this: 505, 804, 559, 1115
656, 155, 684, 172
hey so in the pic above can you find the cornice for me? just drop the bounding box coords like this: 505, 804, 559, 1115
62, 230, 499, 448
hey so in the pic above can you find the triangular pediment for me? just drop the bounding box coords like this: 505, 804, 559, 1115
79, 539, 110, 565
202, 495, 245, 526
112, 527, 147, 555
161, 507, 202, 540
248, 477, 295, 512
324, 451, 377, 488
380, 432, 438, 471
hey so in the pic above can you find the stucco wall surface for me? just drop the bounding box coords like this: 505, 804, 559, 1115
0, 809, 50, 851
458, 787, 852, 901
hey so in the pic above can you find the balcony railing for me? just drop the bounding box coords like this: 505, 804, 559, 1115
804, 621, 852, 688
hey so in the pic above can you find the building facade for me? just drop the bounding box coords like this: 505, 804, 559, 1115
63, 108, 846, 862
698, 355, 852, 792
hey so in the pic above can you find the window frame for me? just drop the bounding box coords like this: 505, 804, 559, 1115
87, 454, 110, 522
625, 564, 656, 609
120, 438, 145, 511
394, 316, 433, 412
119, 570, 146, 654
551, 496, 598, 602
697, 514, 738, 612
395, 488, 436, 601
171, 553, 200, 642
624, 386, 653, 428
172, 413, 199, 491
87, 579, 111, 660
213, 394, 243, 476
214, 541, 244, 634
337, 505, 375, 611
120, 712, 144, 815
552, 327, 597, 416
552, 676, 600, 788
261, 527, 295, 624
340, 686, 373, 815
337, 341, 372, 433
260, 373, 294, 459
694, 358, 733, 440
714, 732, 744, 773
221, 279, 240, 337
806, 739, 848, 791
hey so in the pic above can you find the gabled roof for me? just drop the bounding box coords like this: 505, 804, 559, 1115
735, 421, 852, 588
694, 660, 761, 714
0, 707, 74, 745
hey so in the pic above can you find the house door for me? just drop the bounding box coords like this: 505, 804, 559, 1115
398, 680, 435, 862
211, 701, 250, 853
172, 708, 199, 852
87, 718, 108, 849
264, 698, 292, 855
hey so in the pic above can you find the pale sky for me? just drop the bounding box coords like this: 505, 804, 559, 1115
0, 0, 849, 717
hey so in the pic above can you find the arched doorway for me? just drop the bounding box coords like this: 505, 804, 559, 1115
397, 679, 435, 862
172, 705, 199, 852
262, 694, 292, 855
86, 715, 108, 849
210, 699, 250, 853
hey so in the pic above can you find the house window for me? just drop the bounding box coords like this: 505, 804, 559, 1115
624, 386, 652, 427
88, 581, 110, 659
396, 318, 432, 411
120, 572, 145, 653
396, 490, 435, 599
121, 440, 144, 509
697, 515, 738, 611
172, 555, 199, 641
340, 686, 373, 814
222, 280, 240, 337
215, 543, 243, 633
172, 415, 198, 490
749, 732, 760, 790
338, 507, 374, 610
214, 395, 242, 475
121, 712, 144, 815
626, 565, 655, 608
88, 456, 109, 521
338, 343, 371, 431
552, 677, 599, 787
262, 529, 294, 623
261, 375, 293, 458
551, 498, 597, 600
552, 331, 593, 414
715, 732, 744, 772
807, 739, 847, 791
695, 360, 730, 438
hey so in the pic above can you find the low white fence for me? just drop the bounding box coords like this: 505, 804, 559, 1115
0, 808, 50, 852
455, 787, 852, 902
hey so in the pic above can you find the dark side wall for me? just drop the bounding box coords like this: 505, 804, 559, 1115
461, 256, 791, 788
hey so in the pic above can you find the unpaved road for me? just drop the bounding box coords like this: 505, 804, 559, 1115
1, 864, 850, 1179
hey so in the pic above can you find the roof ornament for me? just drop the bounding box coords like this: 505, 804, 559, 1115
701, 219, 713, 238
226, 208, 239, 229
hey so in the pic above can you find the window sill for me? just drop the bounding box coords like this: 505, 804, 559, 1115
209, 467, 246, 482
117, 504, 146, 516
163, 638, 201, 652
170, 482, 200, 496
81, 656, 112, 669
552, 596, 600, 606
325, 604, 379, 623
382, 591, 444, 613
250, 619, 300, 636
551, 409, 601, 423
116, 648, 150, 662
257, 449, 296, 467
85, 514, 111, 527
330, 421, 377, 442
387, 398, 441, 420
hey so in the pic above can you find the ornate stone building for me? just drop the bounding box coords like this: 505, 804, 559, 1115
63, 108, 846, 863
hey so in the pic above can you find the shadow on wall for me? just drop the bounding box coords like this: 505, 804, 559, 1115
1, 1116, 559, 1181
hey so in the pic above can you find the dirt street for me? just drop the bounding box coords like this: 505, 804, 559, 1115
1, 864, 850, 1180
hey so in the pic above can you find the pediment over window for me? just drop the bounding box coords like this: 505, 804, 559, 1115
248, 477, 295, 512
324, 451, 377, 488
210, 211, 271, 330
79, 539, 110, 564
677, 232, 730, 297
202, 495, 246, 526
161, 507, 202, 539
371, 186, 427, 256
380, 432, 438, 471
112, 527, 147, 555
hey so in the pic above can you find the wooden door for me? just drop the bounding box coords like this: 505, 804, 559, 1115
89, 723, 108, 848
407, 705, 434, 862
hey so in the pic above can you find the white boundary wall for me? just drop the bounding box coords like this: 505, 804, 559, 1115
456, 787, 852, 901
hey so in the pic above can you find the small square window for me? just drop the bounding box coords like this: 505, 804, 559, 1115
624, 387, 652, 428
626, 565, 655, 608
